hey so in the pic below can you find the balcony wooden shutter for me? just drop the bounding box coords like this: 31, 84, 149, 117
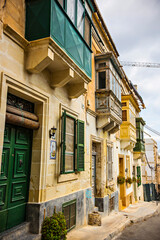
137, 166, 141, 186
61, 111, 66, 173
77, 120, 84, 171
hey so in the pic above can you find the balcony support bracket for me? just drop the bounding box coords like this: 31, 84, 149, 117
68, 82, 87, 99
50, 68, 74, 88
103, 121, 116, 132
26, 45, 54, 73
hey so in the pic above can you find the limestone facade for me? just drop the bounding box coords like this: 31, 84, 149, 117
0, 0, 146, 235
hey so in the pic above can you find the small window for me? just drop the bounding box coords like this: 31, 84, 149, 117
98, 71, 106, 89
122, 110, 127, 121
63, 200, 76, 231
99, 62, 106, 68
122, 102, 126, 107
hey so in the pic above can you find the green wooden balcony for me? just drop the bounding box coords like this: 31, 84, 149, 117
25, 0, 92, 78
134, 118, 145, 153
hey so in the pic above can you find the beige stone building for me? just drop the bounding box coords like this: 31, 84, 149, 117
0, 0, 146, 237
0, 0, 96, 235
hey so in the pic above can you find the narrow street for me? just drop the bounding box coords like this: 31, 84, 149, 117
115, 214, 160, 240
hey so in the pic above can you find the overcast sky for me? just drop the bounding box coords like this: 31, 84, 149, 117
96, 0, 160, 151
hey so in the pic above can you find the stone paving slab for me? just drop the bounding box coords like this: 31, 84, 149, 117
67, 201, 160, 240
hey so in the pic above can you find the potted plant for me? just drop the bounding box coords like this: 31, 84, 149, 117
125, 177, 132, 184
132, 176, 137, 183
42, 212, 67, 240
117, 176, 125, 184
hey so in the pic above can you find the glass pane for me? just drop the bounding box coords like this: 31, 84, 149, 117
65, 154, 74, 172
66, 116, 74, 153
85, 2, 92, 18
98, 71, 106, 89
58, 0, 64, 7
67, 0, 76, 24
77, 0, 84, 36
112, 75, 115, 94
122, 110, 127, 121
66, 117, 74, 134
66, 134, 74, 152
84, 15, 91, 46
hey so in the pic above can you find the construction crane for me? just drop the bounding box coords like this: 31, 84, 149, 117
145, 125, 160, 137
120, 61, 160, 68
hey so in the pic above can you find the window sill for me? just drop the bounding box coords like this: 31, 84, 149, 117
58, 173, 78, 183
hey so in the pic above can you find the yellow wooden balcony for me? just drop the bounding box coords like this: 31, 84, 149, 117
120, 95, 140, 150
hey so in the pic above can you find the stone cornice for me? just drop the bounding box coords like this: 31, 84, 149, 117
3, 24, 29, 49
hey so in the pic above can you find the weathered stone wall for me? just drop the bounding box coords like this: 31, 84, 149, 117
27, 188, 93, 234
0, 0, 25, 36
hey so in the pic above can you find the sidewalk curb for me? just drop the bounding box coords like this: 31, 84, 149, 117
103, 206, 160, 240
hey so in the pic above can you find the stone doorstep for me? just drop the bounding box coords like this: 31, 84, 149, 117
0, 222, 41, 240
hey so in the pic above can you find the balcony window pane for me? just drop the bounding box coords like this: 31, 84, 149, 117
110, 72, 112, 91
85, 15, 91, 46
67, 0, 76, 24
122, 110, 127, 121
98, 71, 106, 89
77, 0, 84, 36
119, 85, 121, 101
85, 2, 92, 18
112, 75, 115, 94
58, 0, 64, 7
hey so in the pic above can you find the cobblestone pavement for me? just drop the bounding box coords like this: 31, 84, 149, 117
115, 214, 160, 240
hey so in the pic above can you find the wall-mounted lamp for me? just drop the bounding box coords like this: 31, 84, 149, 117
49, 127, 57, 138
125, 168, 128, 173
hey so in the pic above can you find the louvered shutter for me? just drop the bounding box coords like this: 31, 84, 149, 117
61, 111, 66, 173
77, 120, 85, 171
137, 166, 141, 186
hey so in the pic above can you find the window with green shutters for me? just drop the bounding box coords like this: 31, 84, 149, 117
61, 111, 85, 173
137, 166, 141, 187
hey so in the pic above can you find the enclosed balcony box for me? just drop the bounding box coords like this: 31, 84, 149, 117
133, 118, 145, 158
25, 0, 93, 98
95, 52, 122, 133
120, 95, 140, 150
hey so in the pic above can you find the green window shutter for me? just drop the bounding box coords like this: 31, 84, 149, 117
77, 120, 85, 171
61, 111, 66, 173
137, 166, 141, 187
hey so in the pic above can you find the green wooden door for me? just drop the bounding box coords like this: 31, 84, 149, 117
0, 124, 32, 232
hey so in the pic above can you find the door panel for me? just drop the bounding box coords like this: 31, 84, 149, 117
0, 124, 32, 232
92, 155, 96, 196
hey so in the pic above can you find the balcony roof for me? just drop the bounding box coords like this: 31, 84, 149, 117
95, 52, 123, 78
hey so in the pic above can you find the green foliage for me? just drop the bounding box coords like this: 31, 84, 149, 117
132, 177, 137, 183
42, 212, 67, 240
117, 176, 125, 185
125, 177, 132, 184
